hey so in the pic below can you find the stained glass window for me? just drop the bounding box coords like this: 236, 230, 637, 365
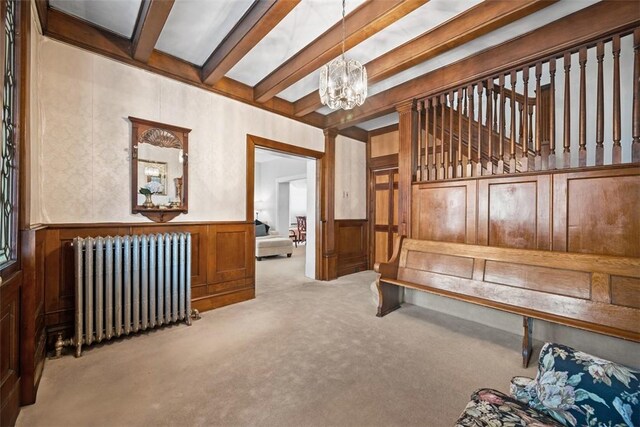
0, 0, 17, 267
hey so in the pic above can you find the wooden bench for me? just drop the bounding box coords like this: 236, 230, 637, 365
374, 237, 640, 367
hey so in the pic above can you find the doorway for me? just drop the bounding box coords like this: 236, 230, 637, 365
370, 167, 399, 267
246, 135, 324, 282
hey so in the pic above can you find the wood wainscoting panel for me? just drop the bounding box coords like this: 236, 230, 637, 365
566, 174, 640, 257
0, 272, 21, 427
411, 166, 638, 258
41, 222, 255, 348
412, 181, 476, 243
335, 219, 368, 277
478, 175, 551, 250
19, 228, 47, 405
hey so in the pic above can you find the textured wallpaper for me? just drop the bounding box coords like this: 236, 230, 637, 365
35, 36, 330, 224
335, 135, 366, 220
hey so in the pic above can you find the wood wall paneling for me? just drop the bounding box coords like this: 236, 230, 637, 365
0, 272, 21, 427
566, 175, 640, 257
411, 181, 476, 244
477, 174, 551, 250
412, 165, 639, 258
335, 220, 368, 277
370, 130, 399, 158
40, 222, 255, 347
19, 228, 46, 405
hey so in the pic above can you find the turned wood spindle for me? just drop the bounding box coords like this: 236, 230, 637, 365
486, 79, 494, 175
498, 74, 505, 174
510, 70, 517, 173
578, 47, 587, 167
425, 98, 431, 180
432, 96, 438, 180
595, 42, 605, 166
476, 83, 484, 176
522, 67, 530, 172
440, 94, 446, 179
449, 90, 454, 178
493, 91, 498, 130
612, 35, 622, 164
467, 84, 474, 177
563, 52, 571, 168
549, 58, 556, 169
633, 28, 640, 162
457, 87, 463, 177
416, 100, 423, 181
535, 62, 542, 171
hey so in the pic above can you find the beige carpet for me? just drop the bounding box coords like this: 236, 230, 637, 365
17, 246, 537, 427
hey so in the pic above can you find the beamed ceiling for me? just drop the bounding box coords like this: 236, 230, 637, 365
38, 0, 613, 138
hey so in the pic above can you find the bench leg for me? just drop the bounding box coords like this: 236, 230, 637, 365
522, 316, 533, 368
376, 279, 402, 317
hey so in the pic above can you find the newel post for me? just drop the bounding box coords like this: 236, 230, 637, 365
319, 128, 338, 281
396, 100, 418, 238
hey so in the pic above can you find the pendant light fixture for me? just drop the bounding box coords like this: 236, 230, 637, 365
319, 0, 367, 110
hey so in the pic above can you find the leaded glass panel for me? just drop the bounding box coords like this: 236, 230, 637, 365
0, 0, 17, 267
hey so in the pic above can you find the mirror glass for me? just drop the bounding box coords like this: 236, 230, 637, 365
137, 143, 184, 208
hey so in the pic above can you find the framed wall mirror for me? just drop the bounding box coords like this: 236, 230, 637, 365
129, 116, 190, 222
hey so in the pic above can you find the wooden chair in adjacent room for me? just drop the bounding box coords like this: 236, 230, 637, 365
296, 216, 306, 245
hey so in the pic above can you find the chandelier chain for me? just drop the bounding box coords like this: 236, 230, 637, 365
341, 0, 346, 58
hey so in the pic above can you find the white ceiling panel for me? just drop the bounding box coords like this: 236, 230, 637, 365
49, 0, 143, 38
226, 0, 366, 87
277, 0, 482, 102
356, 113, 398, 131
156, 0, 254, 66
367, 0, 600, 98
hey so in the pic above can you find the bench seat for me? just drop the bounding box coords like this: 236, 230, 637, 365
374, 237, 640, 366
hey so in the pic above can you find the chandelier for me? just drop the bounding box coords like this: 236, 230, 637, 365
319, 0, 367, 110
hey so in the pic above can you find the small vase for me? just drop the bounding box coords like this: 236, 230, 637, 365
142, 193, 154, 208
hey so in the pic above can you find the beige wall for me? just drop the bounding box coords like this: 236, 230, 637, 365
32, 36, 370, 224
335, 135, 366, 219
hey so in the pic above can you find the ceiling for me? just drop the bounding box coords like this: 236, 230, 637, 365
44, 0, 604, 133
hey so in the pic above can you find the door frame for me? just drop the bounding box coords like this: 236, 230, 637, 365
246, 134, 324, 279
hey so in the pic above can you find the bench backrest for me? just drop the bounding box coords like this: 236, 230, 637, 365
396, 239, 640, 341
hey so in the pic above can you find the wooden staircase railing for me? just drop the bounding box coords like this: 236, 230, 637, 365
414, 27, 640, 183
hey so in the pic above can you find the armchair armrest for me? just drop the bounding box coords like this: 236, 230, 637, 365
510, 376, 536, 404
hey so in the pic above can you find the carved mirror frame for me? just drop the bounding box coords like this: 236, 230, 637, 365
129, 116, 191, 223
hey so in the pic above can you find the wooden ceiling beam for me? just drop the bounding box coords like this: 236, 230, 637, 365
293, 0, 557, 117
45, 9, 327, 130
34, 0, 48, 32
201, 0, 300, 85
339, 126, 369, 143
131, 0, 175, 63
253, 0, 428, 104
325, 0, 640, 129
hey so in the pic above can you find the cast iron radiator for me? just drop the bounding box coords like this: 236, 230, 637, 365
55, 233, 194, 357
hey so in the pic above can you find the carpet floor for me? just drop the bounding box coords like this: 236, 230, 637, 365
17, 246, 537, 427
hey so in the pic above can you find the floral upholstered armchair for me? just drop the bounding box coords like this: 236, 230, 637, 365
456, 343, 639, 427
